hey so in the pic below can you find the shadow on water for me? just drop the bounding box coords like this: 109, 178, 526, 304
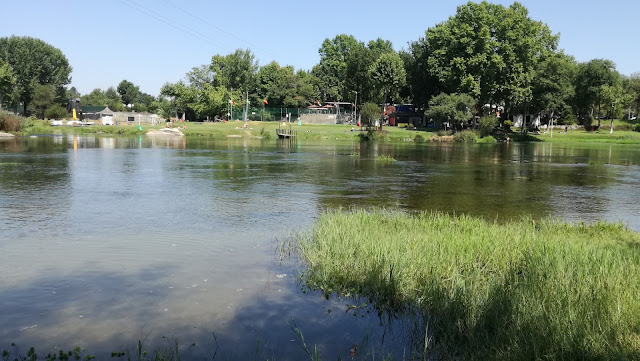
1, 264, 420, 361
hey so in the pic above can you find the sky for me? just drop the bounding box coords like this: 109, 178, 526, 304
1, 0, 639, 96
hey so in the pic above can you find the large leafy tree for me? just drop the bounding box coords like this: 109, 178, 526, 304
369, 52, 406, 105
311, 34, 362, 101
0, 59, 16, 109
0, 36, 72, 114
256, 62, 315, 108
415, 2, 557, 117
32, 84, 56, 119
531, 52, 577, 126
344, 38, 396, 104
574, 59, 620, 127
425, 93, 477, 130
81, 87, 125, 111
211, 49, 258, 93
117, 80, 140, 107
622, 74, 640, 120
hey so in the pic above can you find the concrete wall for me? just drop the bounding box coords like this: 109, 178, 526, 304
112, 112, 162, 124
300, 113, 337, 125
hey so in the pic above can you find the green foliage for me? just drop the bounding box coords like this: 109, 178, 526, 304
294, 209, 640, 360
0, 59, 16, 108
359, 102, 381, 128
425, 93, 476, 129
32, 84, 56, 119
44, 104, 69, 119
368, 52, 406, 105
0, 36, 72, 114
477, 135, 497, 143
453, 130, 479, 142
574, 59, 620, 122
311, 34, 362, 101
582, 115, 595, 129
414, 134, 425, 143
375, 155, 396, 163
477, 115, 498, 137
211, 48, 258, 92
117, 80, 140, 107
633, 124, 640, 132
562, 113, 578, 125
415, 2, 557, 111
80, 87, 124, 111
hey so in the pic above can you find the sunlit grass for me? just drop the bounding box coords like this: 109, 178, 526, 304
292, 209, 640, 360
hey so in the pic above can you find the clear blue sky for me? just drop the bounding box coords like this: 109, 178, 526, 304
2, 0, 638, 96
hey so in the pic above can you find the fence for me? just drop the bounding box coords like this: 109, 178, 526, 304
230, 107, 355, 124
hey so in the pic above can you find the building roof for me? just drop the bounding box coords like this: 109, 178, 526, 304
81, 106, 109, 113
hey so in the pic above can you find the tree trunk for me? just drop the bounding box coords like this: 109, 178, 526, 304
597, 102, 601, 128
610, 105, 615, 134
548, 109, 555, 138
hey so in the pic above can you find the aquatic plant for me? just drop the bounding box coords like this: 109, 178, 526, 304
293, 209, 640, 360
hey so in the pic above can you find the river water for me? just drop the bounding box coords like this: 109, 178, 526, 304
1, 134, 639, 359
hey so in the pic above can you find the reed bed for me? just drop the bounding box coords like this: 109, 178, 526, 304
293, 209, 640, 360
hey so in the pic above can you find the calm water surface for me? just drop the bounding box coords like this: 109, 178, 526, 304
1, 135, 639, 359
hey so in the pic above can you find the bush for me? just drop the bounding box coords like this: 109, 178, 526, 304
44, 104, 69, 120
477, 115, 498, 137
453, 130, 478, 142
414, 134, 425, 143
633, 124, 640, 132
436, 130, 454, 137
477, 135, 497, 143
582, 115, 594, 129
0, 112, 21, 132
562, 114, 578, 125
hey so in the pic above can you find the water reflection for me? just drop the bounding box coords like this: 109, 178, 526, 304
1, 136, 639, 359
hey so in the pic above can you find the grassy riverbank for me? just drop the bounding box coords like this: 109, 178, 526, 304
293, 209, 640, 360
14, 119, 434, 142
531, 129, 640, 144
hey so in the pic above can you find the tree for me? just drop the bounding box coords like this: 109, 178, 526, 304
32, 84, 56, 119
574, 59, 620, 127
81, 88, 125, 111
344, 38, 396, 104
0, 59, 16, 109
622, 74, 640, 120
359, 102, 382, 129
369, 53, 406, 103
255, 62, 314, 108
211, 49, 258, 93
117, 80, 140, 107
0, 36, 72, 115
44, 104, 69, 120
531, 51, 576, 132
425, 93, 476, 130
311, 34, 362, 101
369, 53, 406, 129
415, 2, 557, 118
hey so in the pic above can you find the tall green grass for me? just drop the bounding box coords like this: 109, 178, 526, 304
292, 209, 640, 360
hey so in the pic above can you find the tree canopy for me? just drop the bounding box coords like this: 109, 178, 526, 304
0, 36, 72, 114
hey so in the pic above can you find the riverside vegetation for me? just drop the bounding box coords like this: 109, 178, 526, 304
290, 209, 640, 360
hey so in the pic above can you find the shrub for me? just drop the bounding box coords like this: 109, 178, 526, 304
453, 130, 478, 142
562, 114, 578, 125
44, 104, 69, 120
477, 115, 498, 137
477, 135, 497, 143
582, 115, 594, 129
633, 124, 640, 132
0, 112, 21, 132
414, 134, 425, 143
436, 130, 453, 137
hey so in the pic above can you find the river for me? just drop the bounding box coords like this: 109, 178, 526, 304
1, 134, 639, 359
